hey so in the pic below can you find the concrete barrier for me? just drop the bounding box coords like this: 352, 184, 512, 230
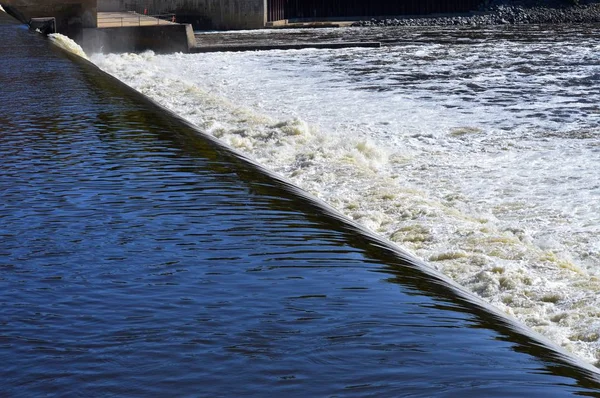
191, 41, 381, 53
81, 23, 195, 53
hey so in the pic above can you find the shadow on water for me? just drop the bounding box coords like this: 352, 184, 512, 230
1, 11, 600, 396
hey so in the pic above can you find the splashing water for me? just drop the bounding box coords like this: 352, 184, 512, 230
48, 33, 89, 60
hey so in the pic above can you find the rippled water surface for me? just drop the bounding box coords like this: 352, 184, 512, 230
3, 12, 600, 396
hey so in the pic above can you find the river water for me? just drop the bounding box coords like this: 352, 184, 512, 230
91, 24, 600, 365
4, 10, 600, 395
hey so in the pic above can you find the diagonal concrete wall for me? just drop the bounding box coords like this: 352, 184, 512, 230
98, 0, 266, 30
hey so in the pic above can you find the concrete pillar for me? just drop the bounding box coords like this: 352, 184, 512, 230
97, 0, 267, 30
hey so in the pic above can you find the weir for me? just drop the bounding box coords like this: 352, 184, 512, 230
3, 9, 600, 396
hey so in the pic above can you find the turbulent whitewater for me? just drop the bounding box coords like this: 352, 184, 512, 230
91, 25, 600, 364
48, 33, 89, 60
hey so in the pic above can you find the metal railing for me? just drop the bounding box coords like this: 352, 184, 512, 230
97, 12, 176, 27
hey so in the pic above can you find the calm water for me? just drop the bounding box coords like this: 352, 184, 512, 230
3, 12, 600, 396
95, 23, 600, 364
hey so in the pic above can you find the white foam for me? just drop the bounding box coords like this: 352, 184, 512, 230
48, 33, 89, 60
0, 4, 5, 13
91, 29, 600, 365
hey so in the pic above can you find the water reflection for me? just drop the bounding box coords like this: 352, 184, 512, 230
1, 12, 600, 396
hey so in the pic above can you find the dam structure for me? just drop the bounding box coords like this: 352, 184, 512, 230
99, 0, 486, 30
0, 0, 379, 52
3, 9, 600, 395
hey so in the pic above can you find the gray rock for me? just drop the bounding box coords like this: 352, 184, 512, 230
352, 2, 600, 28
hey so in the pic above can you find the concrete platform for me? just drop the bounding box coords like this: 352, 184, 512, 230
191, 41, 381, 53
265, 20, 356, 28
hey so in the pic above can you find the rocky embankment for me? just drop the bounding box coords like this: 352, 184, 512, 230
352, 0, 600, 26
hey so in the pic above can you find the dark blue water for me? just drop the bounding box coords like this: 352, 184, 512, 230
1, 12, 600, 396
